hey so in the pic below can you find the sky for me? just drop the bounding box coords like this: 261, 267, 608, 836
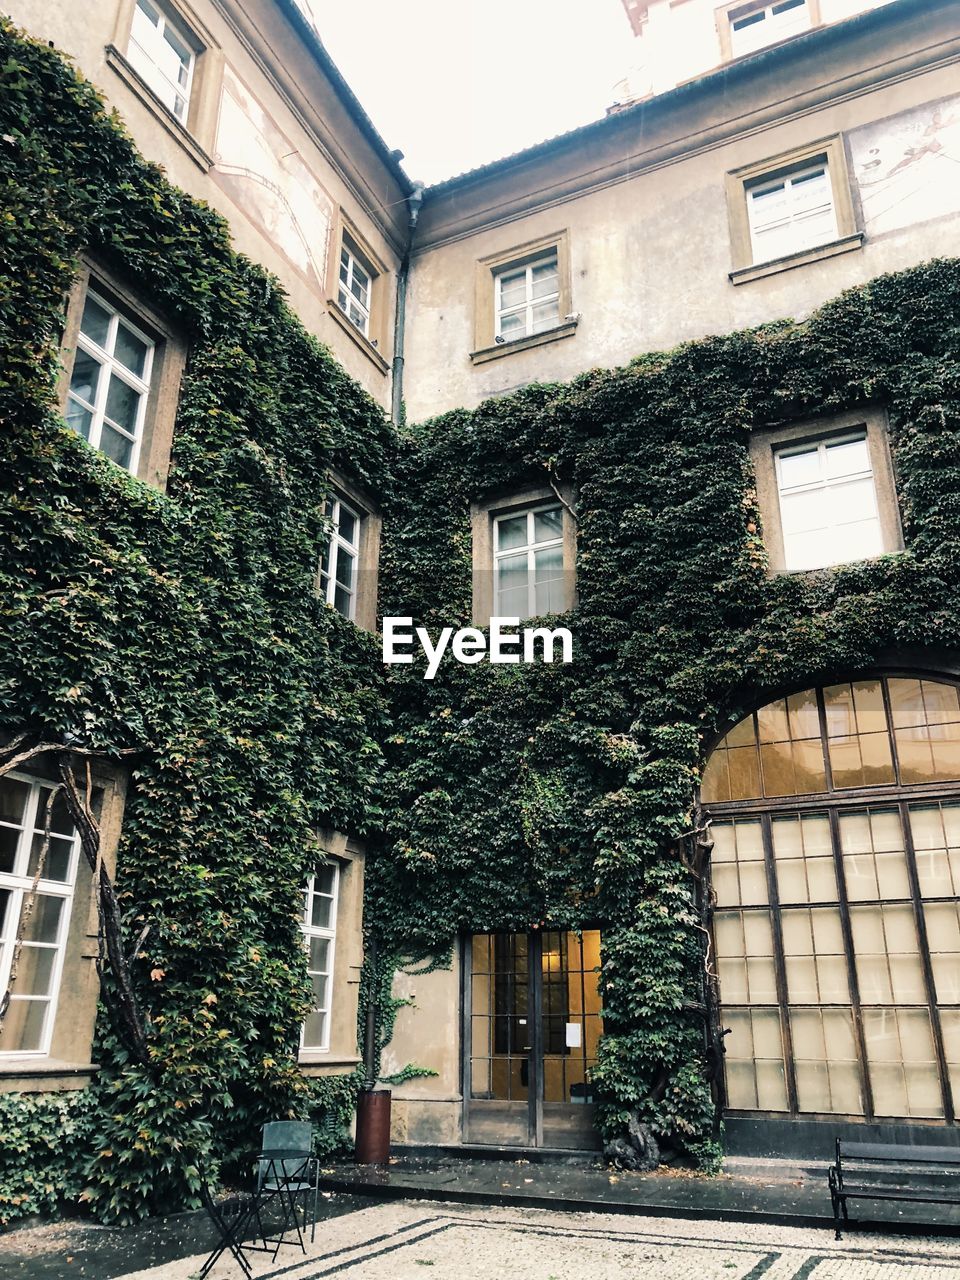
298, 1, 639, 186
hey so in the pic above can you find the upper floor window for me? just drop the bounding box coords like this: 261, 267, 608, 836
472, 232, 576, 364
495, 253, 560, 344
337, 238, 374, 339
127, 0, 196, 122
749, 412, 902, 575
319, 493, 361, 620
0, 775, 80, 1056
65, 287, 156, 474
494, 504, 565, 618
301, 861, 339, 1052
727, 136, 861, 284
726, 0, 814, 59
746, 161, 838, 264
775, 432, 883, 572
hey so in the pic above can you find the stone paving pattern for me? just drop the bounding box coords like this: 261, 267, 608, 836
6, 1198, 960, 1280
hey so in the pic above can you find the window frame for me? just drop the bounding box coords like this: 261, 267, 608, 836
0, 753, 128, 1092
126, 0, 197, 125
316, 474, 381, 631
300, 860, 340, 1054
703, 672, 960, 1125
472, 231, 576, 365
492, 502, 566, 620
325, 220, 390, 375
106, 0, 220, 173
749, 410, 903, 575
494, 252, 561, 345
471, 483, 577, 628
57, 260, 187, 491
726, 136, 862, 284
65, 287, 156, 478
0, 774, 82, 1059
717, 0, 821, 63
319, 492, 362, 622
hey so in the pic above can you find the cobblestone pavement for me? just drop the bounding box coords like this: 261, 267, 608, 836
104, 1199, 960, 1280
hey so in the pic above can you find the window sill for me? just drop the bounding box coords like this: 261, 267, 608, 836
105, 45, 213, 174
729, 232, 864, 285
299, 1052, 362, 1074
325, 299, 390, 375
0, 1058, 100, 1092
470, 318, 579, 366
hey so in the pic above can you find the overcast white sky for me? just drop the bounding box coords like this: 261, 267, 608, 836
299, 1, 638, 185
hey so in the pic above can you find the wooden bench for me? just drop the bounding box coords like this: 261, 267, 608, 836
829, 1138, 960, 1239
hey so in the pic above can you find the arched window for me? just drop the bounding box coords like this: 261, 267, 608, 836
702, 676, 960, 1122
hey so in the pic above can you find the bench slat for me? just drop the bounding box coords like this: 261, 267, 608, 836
839, 1141, 960, 1165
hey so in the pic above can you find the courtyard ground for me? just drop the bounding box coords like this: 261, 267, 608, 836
4, 1197, 960, 1280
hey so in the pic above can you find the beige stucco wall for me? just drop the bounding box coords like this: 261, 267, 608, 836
404, 0, 960, 422
7, 0, 408, 410
383, 949, 462, 1147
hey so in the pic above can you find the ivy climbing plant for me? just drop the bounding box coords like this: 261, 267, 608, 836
4, 10, 960, 1227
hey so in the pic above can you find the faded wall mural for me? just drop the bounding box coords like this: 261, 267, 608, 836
213, 65, 333, 290
849, 95, 960, 237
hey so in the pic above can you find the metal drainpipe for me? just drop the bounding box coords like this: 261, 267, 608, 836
391, 182, 424, 426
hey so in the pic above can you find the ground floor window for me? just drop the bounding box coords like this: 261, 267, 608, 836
704, 676, 960, 1121
0, 773, 80, 1056
301, 861, 339, 1052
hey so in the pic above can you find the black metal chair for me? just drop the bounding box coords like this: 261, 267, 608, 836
257, 1120, 320, 1246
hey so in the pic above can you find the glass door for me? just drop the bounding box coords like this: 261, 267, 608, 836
464, 929, 602, 1148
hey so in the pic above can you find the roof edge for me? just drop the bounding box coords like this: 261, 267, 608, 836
271, 0, 414, 195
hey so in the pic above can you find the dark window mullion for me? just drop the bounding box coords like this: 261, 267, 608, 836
881, 678, 903, 788
827, 806, 875, 1120
760, 812, 798, 1113
899, 801, 955, 1122
815, 685, 835, 794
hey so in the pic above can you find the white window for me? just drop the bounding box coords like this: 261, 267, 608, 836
337, 242, 373, 337
746, 162, 838, 263
127, 0, 196, 122
775, 433, 884, 572
494, 504, 565, 618
495, 253, 560, 343
301, 862, 338, 1051
0, 775, 80, 1056
65, 287, 155, 474
729, 0, 811, 58
319, 495, 361, 620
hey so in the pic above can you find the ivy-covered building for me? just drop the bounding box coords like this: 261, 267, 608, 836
1, 0, 960, 1224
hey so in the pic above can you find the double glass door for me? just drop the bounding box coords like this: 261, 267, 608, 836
464, 930, 602, 1148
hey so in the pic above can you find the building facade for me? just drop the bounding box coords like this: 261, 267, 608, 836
2, 0, 960, 1216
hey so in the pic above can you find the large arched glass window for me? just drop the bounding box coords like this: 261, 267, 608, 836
702, 676, 960, 1122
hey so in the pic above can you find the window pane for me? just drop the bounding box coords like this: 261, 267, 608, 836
337, 506, 358, 547
778, 446, 820, 489
825, 436, 870, 479
308, 936, 330, 973
15, 946, 57, 998
22, 894, 64, 946
335, 549, 355, 591
69, 349, 101, 409
80, 295, 111, 347
533, 508, 562, 543
497, 270, 527, 309
333, 583, 352, 617
99, 423, 134, 469
114, 323, 149, 378
105, 375, 141, 434
29, 834, 73, 883
310, 893, 332, 930
850, 904, 924, 1004
0, 778, 29, 827
0, 999, 47, 1053
496, 515, 528, 552
531, 299, 560, 332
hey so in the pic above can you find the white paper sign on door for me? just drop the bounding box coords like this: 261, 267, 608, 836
565, 1021, 582, 1048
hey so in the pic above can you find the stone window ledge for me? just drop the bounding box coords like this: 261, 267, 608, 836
470, 318, 578, 365
0, 1058, 99, 1093
105, 45, 213, 174
729, 232, 864, 286
325, 298, 390, 375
